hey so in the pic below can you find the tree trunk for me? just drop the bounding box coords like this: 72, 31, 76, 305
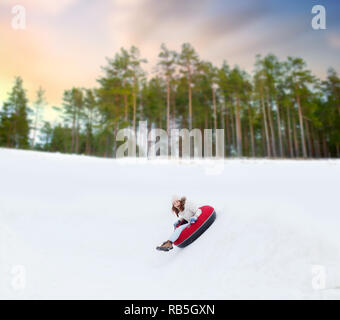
225, 100, 231, 157
311, 126, 320, 158
248, 106, 255, 157
235, 96, 242, 157
124, 93, 128, 121
86, 111, 92, 156
275, 102, 284, 157
166, 78, 171, 134
13, 108, 17, 148
71, 108, 76, 153
113, 126, 118, 158
212, 86, 217, 132
75, 112, 79, 154
322, 133, 329, 158
171, 87, 176, 130
32, 110, 39, 147
230, 102, 236, 155
7, 120, 13, 148
220, 100, 226, 155
132, 76, 137, 132
244, 124, 249, 157
292, 111, 299, 157
304, 119, 313, 158
89, 109, 93, 155
220, 100, 224, 130
105, 134, 111, 158
86, 134, 90, 155
188, 68, 193, 131
267, 98, 277, 157
296, 92, 307, 158
261, 124, 265, 157
286, 106, 294, 158
260, 90, 271, 157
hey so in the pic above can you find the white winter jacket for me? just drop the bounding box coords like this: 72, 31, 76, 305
178, 201, 202, 222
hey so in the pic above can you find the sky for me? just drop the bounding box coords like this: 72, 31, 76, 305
0, 0, 340, 122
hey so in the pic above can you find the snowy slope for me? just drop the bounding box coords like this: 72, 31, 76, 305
1, 148, 340, 299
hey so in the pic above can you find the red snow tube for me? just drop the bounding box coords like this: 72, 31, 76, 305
174, 205, 216, 248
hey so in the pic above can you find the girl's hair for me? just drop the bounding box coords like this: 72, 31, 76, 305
172, 197, 186, 217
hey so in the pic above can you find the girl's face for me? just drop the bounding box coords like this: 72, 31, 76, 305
173, 200, 181, 209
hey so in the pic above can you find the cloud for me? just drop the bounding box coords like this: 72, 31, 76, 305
108, 0, 210, 45
328, 33, 340, 49
107, 0, 275, 74
107, 0, 298, 75
194, 2, 271, 46
108, 0, 273, 46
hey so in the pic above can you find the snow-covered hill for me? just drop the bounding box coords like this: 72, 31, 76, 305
1, 148, 340, 299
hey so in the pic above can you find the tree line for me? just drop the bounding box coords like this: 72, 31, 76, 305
1, 43, 340, 158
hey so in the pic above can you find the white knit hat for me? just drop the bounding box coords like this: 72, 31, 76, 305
172, 195, 181, 203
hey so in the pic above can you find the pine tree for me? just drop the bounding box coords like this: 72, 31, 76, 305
286, 57, 316, 158
178, 43, 199, 130
128, 46, 147, 132
158, 43, 177, 133
0, 77, 30, 149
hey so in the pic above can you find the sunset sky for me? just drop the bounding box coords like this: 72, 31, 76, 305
0, 0, 340, 122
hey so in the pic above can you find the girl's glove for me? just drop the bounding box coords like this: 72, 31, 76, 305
174, 220, 181, 228
190, 217, 198, 224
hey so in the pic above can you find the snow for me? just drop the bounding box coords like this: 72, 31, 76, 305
1, 148, 340, 300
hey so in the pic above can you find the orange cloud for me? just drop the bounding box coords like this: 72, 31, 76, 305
0, 21, 103, 108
